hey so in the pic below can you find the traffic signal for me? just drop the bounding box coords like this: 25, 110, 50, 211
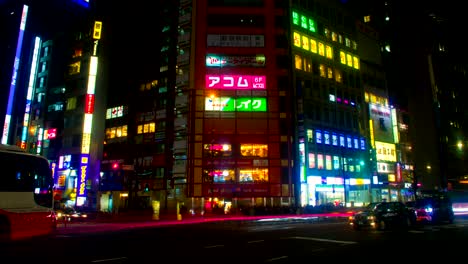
112, 163, 119, 170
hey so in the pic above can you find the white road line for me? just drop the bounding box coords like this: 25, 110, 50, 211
204, 244, 225, 248
289, 236, 357, 245
408, 230, 425, 233
91, 257, 128, 263
247, 239, 264, 244
265, 256, 288, 262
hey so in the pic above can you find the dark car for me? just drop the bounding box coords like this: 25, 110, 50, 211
55, 207, 88, 222
349, 201, 416, 230
407, 196, 454, 224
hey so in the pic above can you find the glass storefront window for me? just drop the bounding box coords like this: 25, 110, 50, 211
239, 168, 268, 183
240, 144, 268, 157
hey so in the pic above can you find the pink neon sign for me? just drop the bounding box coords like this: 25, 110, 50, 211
206, 74, 266, 89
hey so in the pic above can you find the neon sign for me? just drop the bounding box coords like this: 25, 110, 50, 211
206, 75, 266, 89
205, 97, 267, 112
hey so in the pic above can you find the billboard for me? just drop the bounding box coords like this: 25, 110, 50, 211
369, 103, 394, 143
206, 55, 265, 67
375, 141, 396, 162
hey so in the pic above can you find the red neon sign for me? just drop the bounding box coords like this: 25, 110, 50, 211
85, 94, 95, 114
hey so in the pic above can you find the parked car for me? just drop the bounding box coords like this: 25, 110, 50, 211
406, 196, 454, 224
55, 207, 88, 222
349, 201, 416, 230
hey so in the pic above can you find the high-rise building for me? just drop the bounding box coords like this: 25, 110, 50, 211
0, 0, 106, 209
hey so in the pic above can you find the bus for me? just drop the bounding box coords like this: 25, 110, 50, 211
0, 144, 57, 242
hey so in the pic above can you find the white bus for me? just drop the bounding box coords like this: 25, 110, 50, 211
0, 144, 57, 242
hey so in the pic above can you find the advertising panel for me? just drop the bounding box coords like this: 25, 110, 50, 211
369, 103, 394, 143
375, 141, 396, 162
206, 55, 265, 67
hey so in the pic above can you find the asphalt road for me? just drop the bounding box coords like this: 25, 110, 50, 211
2, 216, 468, 263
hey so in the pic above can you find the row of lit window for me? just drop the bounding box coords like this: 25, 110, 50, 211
292, 10, 358, 51
308, 153, 363, 172
105, 125, 128, 139
203, 143, 268, 158
307, 129, 366, 150
137, 122, 155, 134
293, 32, 360, 70
293, 32, 334, 60
203, 168, 268, 183
294, 54, 343, 83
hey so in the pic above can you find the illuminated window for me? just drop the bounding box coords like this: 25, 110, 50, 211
333, 156, 340, 170
325, 155, 332, 170
307, 129, 313, 142
292, 11, 299, 25
325, 45, 333, 59
239, 168, 268, 182
317, 154, 324, 169
67, 97, 77, 110
204, 143, 232, 157
347, 136, 352, 148
316, 130, 322, 144
345, 37, 351, 47
295, 55, 302, 70
304, 57, 312, 72
310, 39, 317, 53
308, 18, 316, 32
364, 15, 371, 23
318, 42, 325, 56
332, 134, 338, 146
352, 41, 357, 50
204, 169, 235, 183
308, 153, 315, 168
302, 35, 309, 51
340, 51, 346, 64
319, 64, 326, 77
324, 131, 330, 145
332, 32, 337, 42
347, 54, 353, 67
354, 138, 359, 149
293, 32, 301, 47
324, 28, 330, 38
335, 69, 342, 83
353, 56, 360, 69
339, 135, 345, 147
301, 15, 308, 29
327, 67, 333, 79
240, 144, 268, 157
338, 34, 343, 44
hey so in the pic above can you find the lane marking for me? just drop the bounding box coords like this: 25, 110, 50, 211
265, 256, 288, 262
91, 257, 128, 263
288, 236, 357, 245
204, 244, 224, 248
247, 240, 264, 244
408, 230, 425, 233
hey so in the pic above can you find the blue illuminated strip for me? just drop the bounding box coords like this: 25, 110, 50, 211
2, 5, 28, 144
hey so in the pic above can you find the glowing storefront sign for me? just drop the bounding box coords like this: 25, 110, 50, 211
85, 94, 95, 114
93, 21, 102, 39
375, 141, 396, 162
206, 75, 266, 89
206, 55, 265, 67
205, 97, 267, 112
78, 155, 89, 197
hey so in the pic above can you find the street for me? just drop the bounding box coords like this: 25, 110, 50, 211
2, 216, 468, 263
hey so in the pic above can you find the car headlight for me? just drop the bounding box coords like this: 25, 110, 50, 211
57, 212, 62, 218
367, 215, 375, 220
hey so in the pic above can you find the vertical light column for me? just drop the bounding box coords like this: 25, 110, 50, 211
2, 5, 29, 144
77, 21, 102, 207
21, 36, 41, 149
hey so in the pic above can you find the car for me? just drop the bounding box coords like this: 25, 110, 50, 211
349, 201, 416, 230
55, 207, 88, 222
407, 196, 454, 224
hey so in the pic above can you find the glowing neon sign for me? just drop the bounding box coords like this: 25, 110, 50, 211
205, 97, 267, 112
206, 75, 266, 89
